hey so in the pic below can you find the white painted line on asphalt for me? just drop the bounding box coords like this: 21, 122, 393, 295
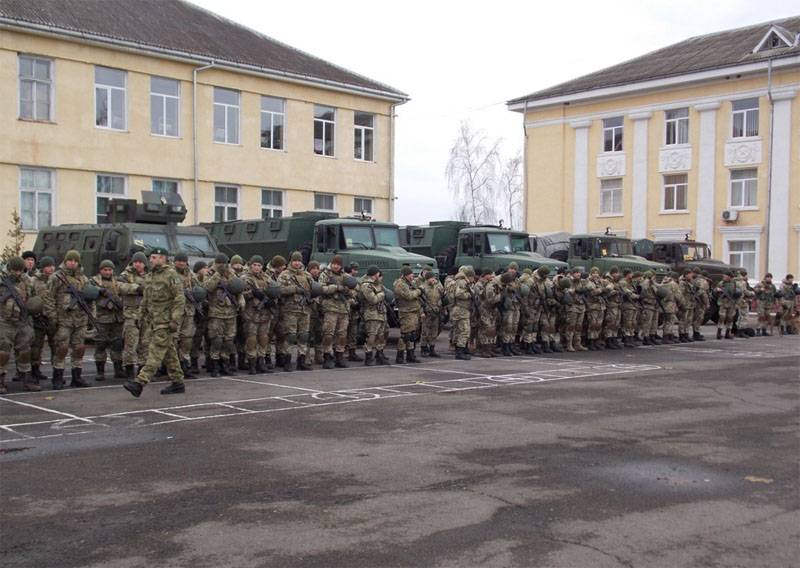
219, 377, 325, 393
0, 396, 94, 423
152, 409, 190, 419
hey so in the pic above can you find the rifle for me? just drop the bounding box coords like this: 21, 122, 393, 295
0, 277, 29, 320
184, 288, 205, 317
55, 272, 97, 328
90, 278, 123, 311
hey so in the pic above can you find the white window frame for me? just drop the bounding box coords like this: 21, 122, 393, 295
213, 88, 240, 145
599, 178, 623, 217
18, 54, 54, 122
602, 117, 624, 152
354, 112, 375, 162
152, 178, 180, 195
96, 173, 127, 223
664, 108, 689, 146
260, 96, 286, 151
261, 188, 285, 218
150, 76, 180, 138
214, 184, 239, 222
729, 168, 758, 210
313, 105, 336, 157
731, 98, 759, 139
94, 66, 127, 131
19, 167, 55, 231
353, 196, 373, 215
661, 174, 689, 213
314, 192, 336, 212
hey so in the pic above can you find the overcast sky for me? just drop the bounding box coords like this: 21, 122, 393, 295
190, 0, 796, 226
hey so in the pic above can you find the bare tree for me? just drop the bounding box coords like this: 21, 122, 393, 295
445, 121, 500, 225
498, 152, 523, 229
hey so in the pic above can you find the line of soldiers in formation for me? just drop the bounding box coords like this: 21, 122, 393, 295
1, 248, 798, 396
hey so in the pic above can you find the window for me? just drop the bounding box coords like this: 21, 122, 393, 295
260, 96, 285, 150
314, 193, 335, 211
19, 167, 53, 230
214, 185, 238, 221
314, 105, 335, 156
600, 178, 622, 215
261, 189, 284, 218
213, 88, 240, 144
96, 174, 126, 223
728, 240, 756, 276
150, 76, 179, 137
354, 112, 374, 161
19, 55, 53, 121
354, 196, 373, 215
374, 227, 400, 247
602, 116, 623, 152
342, 226, 374, 249
663, 174, 688, 212
95, 66, 126, 130
664, 108, 689, 145
732, 98, 759, 138
152, 179, 179, 194
730, 169, 757, 208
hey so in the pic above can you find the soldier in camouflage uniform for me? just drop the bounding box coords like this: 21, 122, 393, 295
778, 274, 797, 334
677, 269, 697, 342
443, 266, 459, 351
172, 253, 199, 377
30, 256, 56, 382
360, 266, 389, 366
754, 273, 777, 336
638, 271, 661, 345
659, 272, 681, 344
190, 261, 209, 373
584, 267, 606, 350
307, 260, 324, 365
266, 256, 286, 369
118, 252, 149, 379
278, 251, 315, 371
319, 255, 351, 369
715, 271, 739, 339
475, 270, 503, 358
345, 262, 363, 362
602, 267, 623, 349
45, 250, 91, 389
692, 271, 711, 341
419, 270, 444, 357
204, 254, 245, 376
533, 266, 558, 353
123, 247, 186, 397
499, 263, 522, 355
90, 259, 125, 380
562, 268, 588, 352
241, 255, 274, 374
0, 257, 39, 393
618, 270, 641, 347
393, 266, 423, 364
448, 266, 473, 360
734, 270, 755, 338
516, 268, 538, 355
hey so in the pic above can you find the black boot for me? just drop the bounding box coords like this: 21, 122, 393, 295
531, 342, 543, 354
123, 380, 143, 398
181, 359, 196, 379
693, 331, 705, 341
52, 368, 64, 390
725, 329, 733, 339
406, 349, 419, 363
541, 341, 552, 353
395, 350, 405, 364
283, 354, 294, 372
364, 351, 375, 366
334, 351, 348, 368
623, 336, 635, 348
348, 348, 363, 362
113, 361, 126, 379
264, 355, 274, 370
217, 358, 231, 376
296, 354, 312, 371
455, 346, 472, 360
32, 364, 48, 382
420, 345, 430, 357
428, 345, 441, 358
643, 335, 652, 346
190, 357, 199, 373
322, 353, 335, 370
256, 357, 271, 373
550, 341, 563, 353
125, 364, 135, 380
70, 367, 89, 388
780, 326, 785, 335
510, 343, 523, 355
95, 361, 106, 381
238, 352, 248, 371
717, 328, 723, 340
209, 359, 219, 378
376, 350, 390, 365
248, 357, 257, 375
160, 381, 185, 395
761, 328, 769, 336
226, 356, 238, 376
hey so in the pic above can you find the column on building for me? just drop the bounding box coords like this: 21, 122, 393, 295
767, 90, 796, 277
570, 120, 592, 234
694, 102, 721, 248
630, 112, 651, 239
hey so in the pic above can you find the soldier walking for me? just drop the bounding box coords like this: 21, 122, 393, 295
91, 259, 125, 380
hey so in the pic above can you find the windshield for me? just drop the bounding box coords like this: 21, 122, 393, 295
598, 238, 633, 257
177, 233, 215, 254
681, 244, 710, 260
342, 226, 374, 249
374, 227, 400, 247
133, 231, 169, 250
510, 235, 531, 253
487, 233, 512, 254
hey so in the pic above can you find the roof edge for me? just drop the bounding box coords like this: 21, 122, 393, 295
0, 16, 410, 103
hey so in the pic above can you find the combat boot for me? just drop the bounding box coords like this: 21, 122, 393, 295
651, 334, 662, 345
531, 342, 543, 354
190, 357, 200, 373
406, 349, 419, 363
455, 347, 471, 360
265, 355, 274, 370
574, 337, 588, 352
52, 368, 64, 390
95, 361, 106, 381
256, 357, 271, 374
550, 341, 563, 353
237, 352, 248, 371
376, 350, 390, 365
208, 359, 219, 378
183, 359, 196, 379
761, 327, 769, 336
420, 345, 430, 357
283, 354, 294, 372
334, 351, 348, 368
296, 355, 312, 371
322, 353, 335, 370
596, 339, 606, 350
541, 341, 552, 353
623, 336, 634, 348
565, 341, 576, 353
510, 343, 523, 356
125, 364, 135, 380
348, 348, 363, 362
587, 339, 597, 351
160, 381, 185, 395
724, 329, 733, 340
716, 328, 723, 339
693, 331, 705, 341
32, 364, 48, 382
113, 361, 126, 379
217, 358, 230, 376
248, 357, 258, 375
428, 345, 441, 358
22, 371, 42, 392
364, 351, 376, 366
70, 367, 89, 388
0, 375, 6, 395
395, 350, 405, 364
123, 380, 143, 398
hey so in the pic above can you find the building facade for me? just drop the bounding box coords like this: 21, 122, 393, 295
508, 17, 799, 281
1, 0, 408, 249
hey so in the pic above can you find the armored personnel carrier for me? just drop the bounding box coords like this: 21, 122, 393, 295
566, 231, 671, 279
633, 236, 740, 283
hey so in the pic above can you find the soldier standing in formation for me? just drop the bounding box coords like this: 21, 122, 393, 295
277, 251, 314, 372
0, 257, 39, 393
241, 255, 274, 374
91, 259, 125, 380
30, 256, 56, 383
319, 255, 351, 369
393, 266, 423, 364
754, 273, 777, 336
204, 254, 245, 377
359, 265, 389, 366
419, 270, 444, 358
119, 252, 149, 379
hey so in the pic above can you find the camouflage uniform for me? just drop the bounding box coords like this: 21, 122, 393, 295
715, 278, 739, 337
190, 265, 210, 370
319, 266, 351, 366
45, 259, 90, 376
91, 268, 124, 377
638, 276, 660, 342
0, 267, 36, 392
660, 276, 681, 342
174, 264, 198, 370
563, 275, 588, 352
677, 275, 696, 340
584, 274, 606, 346
602, 275, 623, 346
419, 276, 444, 355
499, 277, 521, 348
619, 277, 641, 345
30, 268, 56, 379
734, 275, 754, 333
118, 263, 149, 373
448, 271, 473, 358
204, 266, 245, 371
241, 264, 273, 372
477, 275, 504, 356
778, 278, 797, 333
693, 275, 711, 336
518, 271, 542, 352
393, 273, 423, 362
753, 278, 777, 334
537, 271, 560, 351
359, 273, 389, 365
278, 262, 314, 369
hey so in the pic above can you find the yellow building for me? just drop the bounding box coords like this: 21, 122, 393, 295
508, 17, 799, 281
0, 0, 408, 249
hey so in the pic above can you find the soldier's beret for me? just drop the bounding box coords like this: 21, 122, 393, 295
39, 256, 55, 269
508, 262, 519, 271
537, 265, 550, 276
173, 252, 188, 262
21, 250, 36, 260
331, 254, 344, 266
366, 265, 380, 276
132, 252, 148, 264
230, 255, 244, 265
150, 247, 169, 256
290, 251, 303, 262
249, 255, 264, 266
271, 255, 286, 268
307, 260, 320, 270
401, 266, 413, 276
214, 253, 229, 264
99, 259, 115, 270
193, 261, 207, 273
64, 249, 81, 263
7, 256, 25, 272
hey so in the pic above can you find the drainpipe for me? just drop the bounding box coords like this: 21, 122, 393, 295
522, 99, 529, 232
389, 103, 397, 223
764, 58, 774, 275
192, 61, 215, 224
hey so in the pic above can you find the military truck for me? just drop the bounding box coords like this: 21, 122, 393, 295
203, 212, 438, 284
33, 191, 220, 275
400, 221, 567, 277
632, 237, 740, 284
566, 231, 671, 279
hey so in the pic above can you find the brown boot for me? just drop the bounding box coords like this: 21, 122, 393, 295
574, 336, 588, 351
564, 333, 576, 352
22, 371, 42, 392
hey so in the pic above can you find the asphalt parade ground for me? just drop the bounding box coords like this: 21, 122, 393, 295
1, 329, 798, 567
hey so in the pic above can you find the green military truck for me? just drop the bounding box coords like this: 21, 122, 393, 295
632, 237, 740, 284
566, 232, 671, 279
33, 192, 220, 275
399, 221, 567, 276
203, 212, 438, 284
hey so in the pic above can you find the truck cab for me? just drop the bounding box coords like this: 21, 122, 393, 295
568, 233, 671, 279
633, 238, 739, 283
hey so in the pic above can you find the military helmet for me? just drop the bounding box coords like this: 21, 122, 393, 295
271, 255, 286, 269
64, 250, 81, 263
99, 259, 115, 270
39, 256, 55, 269
290, 251, 303, 262
26, 296, 44, 315
132, 252, 148, 264
191, 285, 207, 302
522, 268, 532, 275
590, 266, 600, 274
558, 277, 572, 290
226, 277, 246, 295
82, 284, 102, 301
537, 265, 550, 276
6, 256, 25, 272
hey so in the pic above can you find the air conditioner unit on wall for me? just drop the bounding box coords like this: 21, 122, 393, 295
721, 209, 739, 222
